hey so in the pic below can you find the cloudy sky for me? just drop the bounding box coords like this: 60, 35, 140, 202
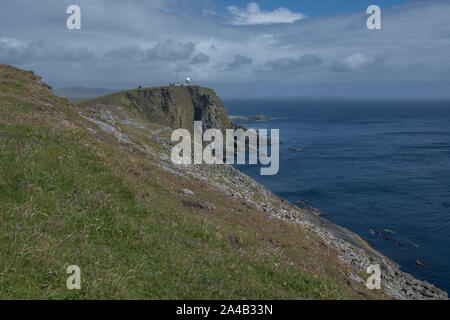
1, 0, 449, 98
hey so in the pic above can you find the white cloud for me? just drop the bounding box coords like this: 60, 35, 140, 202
227, 2, 306, 26
344, 53, 374, 69
0, 37, 29, 49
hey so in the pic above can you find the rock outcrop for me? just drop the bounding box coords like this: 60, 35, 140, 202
80, 85, 236, 134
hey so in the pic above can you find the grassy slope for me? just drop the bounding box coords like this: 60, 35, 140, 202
0, 64, 386, 299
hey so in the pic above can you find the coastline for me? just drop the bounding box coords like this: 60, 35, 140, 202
154, 148, 448, 299
224, 102, 450, 298
226, 167, 447, 299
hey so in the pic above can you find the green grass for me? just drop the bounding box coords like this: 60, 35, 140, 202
0, 96, 35, 116
0, 81, 27, 95
0, 123, 363, 299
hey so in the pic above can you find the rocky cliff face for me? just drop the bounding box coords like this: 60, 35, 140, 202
80, 85, 236, 134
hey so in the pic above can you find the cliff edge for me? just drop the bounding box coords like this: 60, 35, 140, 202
79, 85, 236, 134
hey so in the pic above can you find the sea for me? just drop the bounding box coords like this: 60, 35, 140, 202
224, 98, 450, 294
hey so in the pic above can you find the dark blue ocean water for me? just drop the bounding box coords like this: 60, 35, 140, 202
224, 98, 450, 293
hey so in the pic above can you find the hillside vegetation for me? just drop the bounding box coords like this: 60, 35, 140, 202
1, 64, 444, 299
